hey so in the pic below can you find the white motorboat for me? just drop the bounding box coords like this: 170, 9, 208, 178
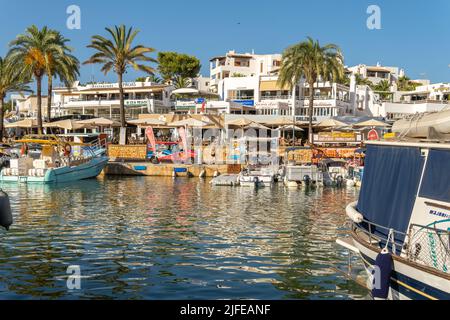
239, 166, 275, 188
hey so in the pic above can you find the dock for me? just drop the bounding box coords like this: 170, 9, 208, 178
104, 161, 232, 177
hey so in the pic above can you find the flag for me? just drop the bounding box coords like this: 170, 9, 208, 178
201, 101, 206, 113
145, 127, 156, 152
178, 126, 189, 162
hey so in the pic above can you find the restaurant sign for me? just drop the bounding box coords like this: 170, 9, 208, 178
317, 132, 356, 142
125, 99, 149, 107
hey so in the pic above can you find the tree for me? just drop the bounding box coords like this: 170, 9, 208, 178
8, 25, 61, 133
45, 31, 80, 121
0, 55, 32, 140
173, 75, 192, 89
278, 37, 344, 143
397, 76, 421, 92
157, 52, 201, 83
373, 80, 391, 100
84, 25, 157, 128
136, 74, 161, 83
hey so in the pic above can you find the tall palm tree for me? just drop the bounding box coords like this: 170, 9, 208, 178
8, 25, 61, 133
0, 56, 32, 140
84, 25, 157, 128
278, 37, 344, 143
45, 32, 80, 121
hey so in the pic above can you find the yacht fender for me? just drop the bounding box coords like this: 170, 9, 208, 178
0, 190, 12, 230
372, 250, 393, 300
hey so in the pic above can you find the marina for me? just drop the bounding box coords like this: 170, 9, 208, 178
0, 177, 367, 300
0, 1, 449, 304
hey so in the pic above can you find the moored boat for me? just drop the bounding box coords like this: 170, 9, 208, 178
0, 137, 109, 184
338, 139, 450, 300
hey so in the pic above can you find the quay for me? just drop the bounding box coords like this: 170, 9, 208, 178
104, 162, 233, 177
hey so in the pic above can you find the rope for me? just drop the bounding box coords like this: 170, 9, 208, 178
383, 228, 396, 254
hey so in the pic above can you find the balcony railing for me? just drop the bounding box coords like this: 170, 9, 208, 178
260, 95, 292, 100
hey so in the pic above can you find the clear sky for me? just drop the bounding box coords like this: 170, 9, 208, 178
1, 0, 450, 87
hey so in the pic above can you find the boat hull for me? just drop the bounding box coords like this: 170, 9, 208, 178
351, 231, 450, 300
0, 156, 109, 184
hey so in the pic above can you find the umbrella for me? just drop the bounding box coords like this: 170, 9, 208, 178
314, 119, 348, 128
44, 119, 86, 130
227, 118, 254, 127
264, 117, 296, 126
280, 125, 304, 131
168, 118, 211, 127
245, 122, 271, 130
128, 118, 167, 126
171, 88, 199, 95
5, 119, 38, 128
78, 117, 120, 127
353, 119, 391, 128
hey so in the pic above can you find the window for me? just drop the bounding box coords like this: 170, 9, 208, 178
419, 149, 450, 202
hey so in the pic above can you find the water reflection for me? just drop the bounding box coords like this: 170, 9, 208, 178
0, 178, 368, 299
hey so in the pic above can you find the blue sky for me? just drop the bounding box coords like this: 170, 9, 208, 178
1, 0, 450, 88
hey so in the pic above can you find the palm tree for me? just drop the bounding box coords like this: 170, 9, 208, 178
84, 25, 157, 128
45, 31, 80, 121
373, 80, 391, 100
0, 56, 32, 140
8, 25, 61, 133
278, 37, 344, 143
173, 75, 192, 89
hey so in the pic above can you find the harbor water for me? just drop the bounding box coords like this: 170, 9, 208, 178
0, 177, 368, 299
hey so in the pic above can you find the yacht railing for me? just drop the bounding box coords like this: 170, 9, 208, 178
405, 224, 449, 273
352, 219, 450, 273
352, 219, 406, 255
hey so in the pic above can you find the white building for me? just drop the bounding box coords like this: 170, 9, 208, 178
52, 80, 174, 120
380, 83, 450, 120
209, 50, 282, 93
347, 63, 403, 85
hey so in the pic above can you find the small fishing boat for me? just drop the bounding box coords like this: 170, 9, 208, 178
0, 137, 108, 184
337, 139, 450, 300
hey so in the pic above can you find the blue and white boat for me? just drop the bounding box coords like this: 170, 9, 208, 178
339, 139, 450, 300
0, 138, 108, 184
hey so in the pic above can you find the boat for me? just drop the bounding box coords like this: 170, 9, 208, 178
239, 166, 275, 187
337, 139, 450, 300
0, 137, 109, 184
392, 109, 450, 138
319, 158, 349, 187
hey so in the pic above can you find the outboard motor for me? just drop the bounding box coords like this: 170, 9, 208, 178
0, 189, 12, 231
253, 176, 260, 188
336, 175, 344, 187
303, 175, 311, 187
371, 249, 393, 300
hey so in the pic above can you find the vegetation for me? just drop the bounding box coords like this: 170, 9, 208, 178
45, 31, 79, 121
0, 55, 32, 140
278, 37, 344, 143
136, 74, 162, 83
157, 52, 201, 85
8, 25, 62, 133
84, 25, 157, 128
173, 75, 192, 89
372, 80, 392, 100
397, 76, 421, 92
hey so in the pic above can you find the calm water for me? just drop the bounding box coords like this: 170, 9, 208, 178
0, 177, 368, 300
